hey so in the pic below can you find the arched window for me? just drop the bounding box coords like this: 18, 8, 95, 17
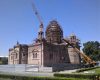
23, 53, 25, 56
35, 53, 37, 58
15, 53, 17, 59
33, 53, 37, 58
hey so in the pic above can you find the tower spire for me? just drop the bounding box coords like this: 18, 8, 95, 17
38, 23, 44, 40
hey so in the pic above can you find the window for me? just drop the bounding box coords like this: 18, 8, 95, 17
15, 53, 17, 59
23, 53, 25, 56
11, 56, 13, 60
35, 53, 37, 58
33, 53, 37, 58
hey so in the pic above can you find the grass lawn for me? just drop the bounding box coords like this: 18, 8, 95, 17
0, 78, 12, 80
0, 77, 90, 80
89, 67, 100, 74
76, 67, 100, 74
0, 73, 91, 80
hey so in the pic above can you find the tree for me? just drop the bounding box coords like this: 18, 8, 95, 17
0, 57, 8, 64
83, 41, 100, 61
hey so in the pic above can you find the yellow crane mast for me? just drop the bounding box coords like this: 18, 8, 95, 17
63, 39, 97, 67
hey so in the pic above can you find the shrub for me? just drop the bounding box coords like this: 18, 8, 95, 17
0, 74, 87, 80
54, 73, 100, 80
76, 67, 100, 72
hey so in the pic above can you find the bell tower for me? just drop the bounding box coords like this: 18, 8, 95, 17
38, 24, 44, 41
69, 33, 80, 49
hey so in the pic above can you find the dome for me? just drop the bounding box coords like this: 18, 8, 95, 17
70, 33, 76, 37
70, 33, 76, 39
45, 20, 63, 44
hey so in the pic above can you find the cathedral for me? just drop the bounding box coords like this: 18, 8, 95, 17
8, 20, 81, 67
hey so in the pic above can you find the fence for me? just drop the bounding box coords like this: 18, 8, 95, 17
0, 64, 53, 72
97, 61, 100, 66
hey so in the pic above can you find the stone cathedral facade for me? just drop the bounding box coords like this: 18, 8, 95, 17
8, 20, 81, 67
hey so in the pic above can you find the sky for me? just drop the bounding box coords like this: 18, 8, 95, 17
0, 0, 100, 56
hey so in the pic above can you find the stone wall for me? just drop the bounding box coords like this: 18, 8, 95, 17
43, 42, 70, 67
28, 43, 43, 66
9, 45, 28, 64
9, 48, 20, 64
68, 46, 81, 64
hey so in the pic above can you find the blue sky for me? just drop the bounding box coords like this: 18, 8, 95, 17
0, 0, 100, 56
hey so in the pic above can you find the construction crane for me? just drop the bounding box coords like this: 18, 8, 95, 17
62, 39, 97, 67
32, 1, 44, 41
32, 2, 43, 32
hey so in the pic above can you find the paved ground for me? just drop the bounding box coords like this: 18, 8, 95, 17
0, 69, 79, 78
0, 71, 54, 77
58, 69, 78, 73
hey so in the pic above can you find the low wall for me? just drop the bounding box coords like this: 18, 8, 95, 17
52, 63, 81, 71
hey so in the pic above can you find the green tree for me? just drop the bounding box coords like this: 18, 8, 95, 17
0, 57, 8, 64
83, 41, 100, 61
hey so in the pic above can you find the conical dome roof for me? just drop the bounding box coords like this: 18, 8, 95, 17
46, 20, 63, 32
45, 20, 63, 44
